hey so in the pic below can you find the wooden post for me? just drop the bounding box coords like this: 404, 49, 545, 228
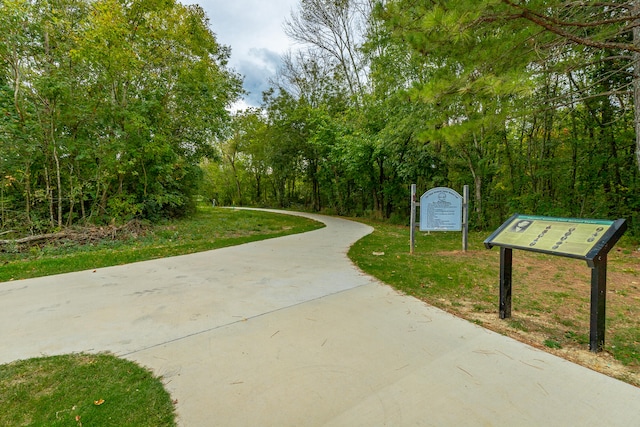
410, 184, 417, 254
462, 185, 469, 252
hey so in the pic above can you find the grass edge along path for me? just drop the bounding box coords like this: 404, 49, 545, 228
348, 219, 640, 387
0, 207, 324, 426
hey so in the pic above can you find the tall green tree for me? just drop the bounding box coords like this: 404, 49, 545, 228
0, 0, 241, 230
376, 0, 639, 228
201, 0, 639, 235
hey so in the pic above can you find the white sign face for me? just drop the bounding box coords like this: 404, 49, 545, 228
420, 187, 463, 231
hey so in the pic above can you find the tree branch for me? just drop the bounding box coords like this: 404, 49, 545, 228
502, 0, 640, 53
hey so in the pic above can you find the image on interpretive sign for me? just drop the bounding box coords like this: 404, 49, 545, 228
490, 215, 614, 257
419, 187, 462, 231
510, 219, 533, 233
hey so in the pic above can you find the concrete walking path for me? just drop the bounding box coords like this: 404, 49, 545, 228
1, 210, 639, 426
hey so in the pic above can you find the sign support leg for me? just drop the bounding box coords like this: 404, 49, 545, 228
589, 256, 607, 352
499, 247, 513, 319
410, 184, 416, 255
462, 185, 469, 252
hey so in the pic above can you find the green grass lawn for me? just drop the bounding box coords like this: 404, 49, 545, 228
0, 207, 323, 283
348, 223, 498, 312
0, 354, 175, 426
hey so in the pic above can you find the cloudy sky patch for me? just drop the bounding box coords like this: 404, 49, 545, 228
238, 48, 282, 105
181, 0, 298, 107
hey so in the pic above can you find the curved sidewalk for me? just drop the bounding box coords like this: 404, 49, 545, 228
1, 210, 639, 426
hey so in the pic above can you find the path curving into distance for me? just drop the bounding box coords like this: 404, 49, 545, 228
1, 209, 639, 426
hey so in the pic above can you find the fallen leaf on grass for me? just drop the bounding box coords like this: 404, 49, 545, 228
94, 399, 105, 405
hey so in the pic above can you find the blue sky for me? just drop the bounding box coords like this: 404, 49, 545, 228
181, 0, 299, 108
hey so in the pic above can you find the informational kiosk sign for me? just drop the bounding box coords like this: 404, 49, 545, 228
485, 214, 623, 263
419, 187, 462, 231
485, 214, 627, 352
410, 185, 469, 254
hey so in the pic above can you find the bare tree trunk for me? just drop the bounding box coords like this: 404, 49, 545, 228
80, 181, 86, 223
1, 185, 4, 229
634, 0, 640, 172
228, 158, 242, 205
461, 146, 482, 226
44, 163, 54, 228
52, 139, 63, 228
67, 165, 75, 227
25, 163, 31, 224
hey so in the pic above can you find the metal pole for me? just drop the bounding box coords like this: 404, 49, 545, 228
410, 184, 416, 254
499, 247, 513, 319
589, 256, 607, 352
462, 185, 469, 252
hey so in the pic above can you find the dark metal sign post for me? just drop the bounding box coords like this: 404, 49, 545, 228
499, 247, 512, 319
484, 214, 627, 353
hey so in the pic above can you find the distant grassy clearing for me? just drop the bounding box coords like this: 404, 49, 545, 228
0, 207, 323, 283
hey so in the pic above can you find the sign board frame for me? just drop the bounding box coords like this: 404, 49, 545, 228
410, 184, 469, 254
484, 214, 626, 267
484, 213, 627, 352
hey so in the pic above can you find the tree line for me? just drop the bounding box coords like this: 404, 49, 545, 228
0, 0, 241, 233
205, 0, 640, 235
2, 0, 639, 237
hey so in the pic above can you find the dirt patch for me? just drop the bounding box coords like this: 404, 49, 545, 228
432, 248, 640, 387
465, 309, 639, 386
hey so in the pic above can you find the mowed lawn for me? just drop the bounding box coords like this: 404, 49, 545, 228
0, 207, 323, 283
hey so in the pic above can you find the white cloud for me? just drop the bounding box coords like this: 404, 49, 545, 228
237, 48, 283, 105
181, 0, 298, 107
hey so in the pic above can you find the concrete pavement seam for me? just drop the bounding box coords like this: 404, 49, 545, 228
119, 281, 373, 358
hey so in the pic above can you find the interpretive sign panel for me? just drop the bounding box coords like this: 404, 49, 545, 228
419, 187, 462, 231
485, 213, 627, 352
485, 214, 626, 265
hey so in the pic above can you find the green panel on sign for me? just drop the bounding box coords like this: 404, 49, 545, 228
516, 215, 613, 226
